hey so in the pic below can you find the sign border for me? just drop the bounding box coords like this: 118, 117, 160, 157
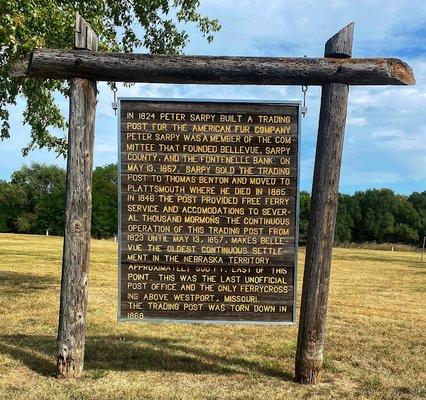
117, 97, 301, 325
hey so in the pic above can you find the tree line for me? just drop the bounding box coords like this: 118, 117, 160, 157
0, 163, 424, 245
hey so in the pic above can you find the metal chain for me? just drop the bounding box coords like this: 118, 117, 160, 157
111, 82, 118, 115
301, 85, 308, 117
301, 54, 308, 117
302, 85, 308, 106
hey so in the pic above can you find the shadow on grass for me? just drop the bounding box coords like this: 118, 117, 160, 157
0, 271, 58, 296
0, 334, 293, 381
0, 335, 56, 377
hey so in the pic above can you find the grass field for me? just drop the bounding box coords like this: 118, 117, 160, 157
0, 233, 424, 399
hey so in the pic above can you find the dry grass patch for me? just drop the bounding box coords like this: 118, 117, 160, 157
0, 234, 424, 399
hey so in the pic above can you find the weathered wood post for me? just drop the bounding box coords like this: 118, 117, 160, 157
295, 23, 354, 384
10, 14, 415, 383
57, 12, 98, 379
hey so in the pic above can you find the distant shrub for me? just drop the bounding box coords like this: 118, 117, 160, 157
334, 241, 420, 252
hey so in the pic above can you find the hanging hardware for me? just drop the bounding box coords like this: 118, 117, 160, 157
111, 82, 118, 115
301, 54, 308, 117
301, 84, 308, 117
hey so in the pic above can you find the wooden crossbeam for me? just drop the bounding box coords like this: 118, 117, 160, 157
12, 49, 415, 85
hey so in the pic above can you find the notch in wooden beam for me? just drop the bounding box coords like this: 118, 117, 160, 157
324, 22, 354, 58
75, 11, 98, 51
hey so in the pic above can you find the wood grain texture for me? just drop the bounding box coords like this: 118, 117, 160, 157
57, 12, 97, 379
324, 22, 354, 58
119, 100, 299, 324
75, 12, 98, 51
295, 23, 353, 385
12, 49, 415, 85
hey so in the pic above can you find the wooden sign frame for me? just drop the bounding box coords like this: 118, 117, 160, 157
11, 12, 415, 381
117, 98, 301, 325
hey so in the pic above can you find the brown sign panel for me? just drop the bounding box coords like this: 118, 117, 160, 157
118, 99, 300, 324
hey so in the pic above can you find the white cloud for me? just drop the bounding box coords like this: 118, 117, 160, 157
347, 117, 367, 127
1, 0, 425, 195
95, 143, 116, 154
373, 127, 426, 151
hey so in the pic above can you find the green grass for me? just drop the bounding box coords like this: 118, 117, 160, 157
0, 233, 425, 399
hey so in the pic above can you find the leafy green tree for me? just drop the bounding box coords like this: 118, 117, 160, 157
92, 164, 118, 238
0, 1, 220, 155
352, 189, 390, 242
351, 189, 420, 244
15, 212, 36, 233
391, 195, 420, 243
335, 194, 356, 243
298, 191, 310, 245
392, 223, 419, 244
35, 183, 67, 235
408, 191, 426, 242
1, 160, 424, 245
0, 180, 27, 231
10, 163, 66, 234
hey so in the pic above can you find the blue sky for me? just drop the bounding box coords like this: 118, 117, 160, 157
1, 0, 425, 194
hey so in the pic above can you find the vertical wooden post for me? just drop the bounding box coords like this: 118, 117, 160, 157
57, 12, 98, 379
295, 22, 354, 384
